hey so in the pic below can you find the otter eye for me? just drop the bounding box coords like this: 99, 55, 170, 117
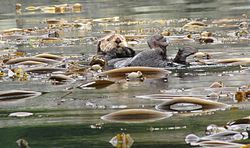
107, 38, 111, 41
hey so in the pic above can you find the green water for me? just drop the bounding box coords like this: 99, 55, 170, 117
1, 0, 250, 147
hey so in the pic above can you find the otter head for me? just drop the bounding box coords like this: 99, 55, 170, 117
97, 34, 135, 60
147, 34, 169, 49
147, 34, 169, 60
97, 34, 128, 53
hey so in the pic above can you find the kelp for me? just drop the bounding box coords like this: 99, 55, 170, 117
5, 57, 59, 65
101, 109, 172, 123
25, 67, 66, 74
0, 90, 41, 101
78, 79, 115, 89
98, 66, 170, 80
155, 97, 230, 112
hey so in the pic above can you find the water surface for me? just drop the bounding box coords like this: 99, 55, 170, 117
1, 0, 250, 147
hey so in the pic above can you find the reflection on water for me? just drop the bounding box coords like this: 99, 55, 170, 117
1, 0, 250, 147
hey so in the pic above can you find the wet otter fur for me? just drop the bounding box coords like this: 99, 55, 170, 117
96, 34, 197, 68
97, 34, 135, 60
109, 34, 198, 68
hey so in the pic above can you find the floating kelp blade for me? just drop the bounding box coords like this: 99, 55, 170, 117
200, 140, 247, 147
25, 67, 66, 74
226, 116, 250, 131
49, 74, 72, 82
3, 28, 24, 33
101, 109, 172, 123
5, 57, 59, 65
183, 21, 207, 31
155, 97, 230, 112
136, 94, 204, 100
16, 61, 47, 65
186, 132, 247, 146
216, 58, 250, 64
78, 79, 115, 89
98, 67, 170, 80
9, 112, 33, 117
35, 53, 64, 61
205, 124, 227, 135
200, 131, 246, 142
193, 140, 245, 147
0, 90, 41, 101
42, 38, 63, 44
166, 64, 241, 73
48, 74, 73, 85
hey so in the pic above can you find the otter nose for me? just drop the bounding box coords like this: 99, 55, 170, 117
115, 38, 121, 44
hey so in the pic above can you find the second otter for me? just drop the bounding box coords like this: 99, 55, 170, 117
96, 34, 198, 68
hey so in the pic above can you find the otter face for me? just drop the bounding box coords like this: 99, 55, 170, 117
147, 34, 168, 49
98, 34, 128, 53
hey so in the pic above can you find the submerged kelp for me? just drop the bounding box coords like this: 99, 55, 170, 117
101, 109, 172, 123
155, 97, 230, 113
0, 90, 41, 102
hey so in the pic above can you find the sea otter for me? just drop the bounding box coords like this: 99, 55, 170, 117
95, 34, 197, 68
97, 33, 135, 60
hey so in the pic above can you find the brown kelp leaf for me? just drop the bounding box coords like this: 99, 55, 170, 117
9, 112, 33, 117
16, 3, 21, 11
165, 35, 195, 44
231, 61, 250, 66
199, 37, 216, 43
183, 21, 207, 31
136, 94, 203, 100
41, 6, 56, 13
79, 79, 115, 89
65, 66, 87, 75
41, 38, 63, 44
54, 6, 66, 13
216, 58, 250, 64
89, 55, 106, 67
16, 61, 47, 65
184, 21, 207, 27
25, 67, 66, 74
46, 19, 65, 25
235, 91, 247, 103
14, 51, 26, 57
155, 97, 229, 112
226, 116, 250, 130
161, 31, 171, 36
35, 53, 64, 61
48, 74, 72, 82
25, 6, 40, 11
0, 90, 41, 101
98, 67, 170, 80
201, 31, 212, 37
73, 3, 82, 13
5, 57, 59, 65
2, 28, 24, 34
212, 18, 239, 24
101, 109, 172, 123
93, 16, 119, 23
